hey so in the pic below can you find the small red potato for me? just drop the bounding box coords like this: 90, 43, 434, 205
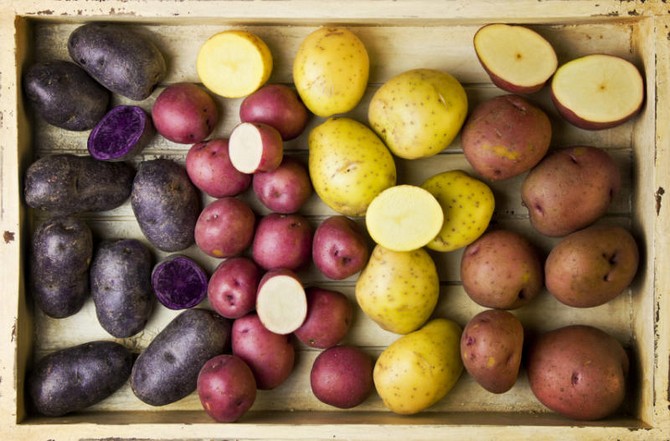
252, 156, 312, 214
186, 138, 251, 198
239, 83, 310, 140
195, 197, 256, 258
255, 269, 308, 335
151, 82, 219, 144
312, 215, 370, 280
310, 345, 374, 409
251, 213, 313, 271
229, 122, 283, 174
208, 257, 262, 319
460, 309, 524, 394
294, 287, 353, 349
462, 94, 552, 181
527, 324, 629, 420
545, 225, 639, 308
197, 354, 257, 423
460, 229, 543, 310
231, 312, 296, 390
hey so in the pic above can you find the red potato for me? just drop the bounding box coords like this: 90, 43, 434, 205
310, 345, 374, 409
151, 82, 219, 144
294, 287, 353, 349
312, 215, 370, 280
208, 257, 262, 319
252, 157, 313, 214
231, 312, 296, 390
251, 213, 313, 271
185, 138, 251, 198
255, 269, 308, 335
195, 197, 256, 258
197, 354, 257, 423
239, 84, 310, 140
229, 122, 283, 174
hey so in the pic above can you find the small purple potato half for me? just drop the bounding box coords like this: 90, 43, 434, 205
151, 254, 208, 310
88, 105, 154, 161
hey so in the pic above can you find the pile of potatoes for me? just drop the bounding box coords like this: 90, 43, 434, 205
22, 20, 643, 423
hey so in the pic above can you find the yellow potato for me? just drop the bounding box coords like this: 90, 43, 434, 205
293, 27, 369, 117
421, 170, 495, 252
374, 318, 463, 414
368, 68, 468, 159
355, 244, 438, 334
308, 117, 396, 216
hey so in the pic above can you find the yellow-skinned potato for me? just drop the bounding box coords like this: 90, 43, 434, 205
308, 117, 396, 216
293, 27, 369, 117
355, 244, 438, 334
421, 170, 495, 252
368, 68, 468, 159
374, 318, 463, 414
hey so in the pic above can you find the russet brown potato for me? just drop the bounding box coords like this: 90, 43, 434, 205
545, 225, 639, 308
521, 146, 621, 237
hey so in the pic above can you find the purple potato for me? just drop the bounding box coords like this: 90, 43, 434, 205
151, 255, 208, 310
88, 105, 154, 161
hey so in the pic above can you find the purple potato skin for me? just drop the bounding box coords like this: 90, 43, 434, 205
197, 354, 257, 422
30, 216, 93, 318
29, 341, 133, 416
91, 239, 154, 337
208, 257, 262, 320
23, 60, 110, 131
131, 159, 200, 252
312, 215, 370, 280
151, 254, 209, 310
239, 84, 310, 140
24, 154, 135, 215
185, 138, 251, 198
251, 213, 313, 271
310, 345, 374, 409
130, 308, 231, 406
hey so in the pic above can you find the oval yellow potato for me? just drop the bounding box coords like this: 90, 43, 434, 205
308, 117, 396, 216
368, 68, 468, 159
374, 318, 463, 414
293, 27, 369, 117
197, 30, 273, 98
355, 244, 438, 334
365, 185, 443, 251
421, 170, 495, 252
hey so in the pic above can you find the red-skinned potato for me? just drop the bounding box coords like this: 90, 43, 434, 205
239, 84, 310, 140
208, 257, 262, 319
251, 213, 313, 271
252, 156, 312, 214
521, 146, 621, 237
231, 312, 296, 390
312, 215, 370, 280
460, 309, 524, 394
460, 229, 543, 310
186, 138, 251, 198
229, 122, 283, 174
545, 225, 639, 308
195, 197, 256, 258
527, 325, 629, 420
197, 354, 256, 422
310, 345, 374, 409
294, 287, 353, 349
151, 82, 219, 144
462, 94, 552, 181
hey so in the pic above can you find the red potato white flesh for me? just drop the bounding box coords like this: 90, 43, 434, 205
255, 269, 307, 335
229, 122, 284, 174
474, 23, 558, 94
551, 54, 645, 130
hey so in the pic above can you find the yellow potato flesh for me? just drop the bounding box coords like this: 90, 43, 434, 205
293, 27, 369, 117
374, 318, 463, 414
421, 170, 495, 252
308, 117, 396, 216
197, 30, 273, 98
355, 244, 439, 335
365, 185, 443, 251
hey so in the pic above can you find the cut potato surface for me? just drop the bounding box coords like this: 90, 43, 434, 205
229, 122, 283, 174
197, 30, 273, 98
256, 270, 307, 335
365, 185, 444, 252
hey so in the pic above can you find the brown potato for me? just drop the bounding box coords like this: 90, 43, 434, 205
462, 94, 551, 181
545, 225, 639, 308
526, 325, 629, 420
521, 146, 621, 237
460, 309, 524, 394
460, 229, 543, 310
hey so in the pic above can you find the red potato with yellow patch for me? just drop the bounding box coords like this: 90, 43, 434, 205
194, 197, 256, 258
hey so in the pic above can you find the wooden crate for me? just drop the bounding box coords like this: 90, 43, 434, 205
1, 1, 668, 439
